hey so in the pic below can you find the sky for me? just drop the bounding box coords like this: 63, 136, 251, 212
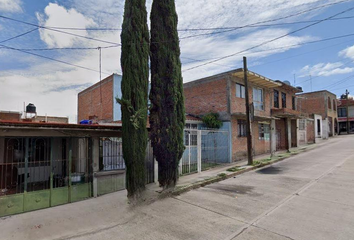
1, 0, 354, 122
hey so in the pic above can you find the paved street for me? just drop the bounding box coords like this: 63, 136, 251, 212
1, 135, 354, 240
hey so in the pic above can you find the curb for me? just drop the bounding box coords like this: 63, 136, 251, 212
170, 143, 321, 197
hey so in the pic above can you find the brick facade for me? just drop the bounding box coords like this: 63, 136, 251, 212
0, 111, 21, 121
184, 77, 228, 119
297, 90, 338, 136
78, 75, 114, 123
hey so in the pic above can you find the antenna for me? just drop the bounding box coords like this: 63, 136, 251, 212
293, 74, 296, 86
98, 47, 103, 121
309, 74, 313, 92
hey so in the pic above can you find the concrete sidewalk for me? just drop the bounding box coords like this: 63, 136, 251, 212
0, 137, 339, 240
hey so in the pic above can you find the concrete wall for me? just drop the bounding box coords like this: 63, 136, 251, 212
314, 114, 323, 139
113, 75, 122, 121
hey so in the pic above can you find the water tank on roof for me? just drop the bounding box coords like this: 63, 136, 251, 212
283, 80, 291, 86
26, 103, 36, 113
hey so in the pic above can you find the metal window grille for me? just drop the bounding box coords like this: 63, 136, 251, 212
237, 120, 247, 137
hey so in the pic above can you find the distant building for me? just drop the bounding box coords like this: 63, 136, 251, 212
337, 98, 354, 133
297, 90, 338, 139
0, 111, 21, 121
32, 115, 69, 124
77, 73, 122, 123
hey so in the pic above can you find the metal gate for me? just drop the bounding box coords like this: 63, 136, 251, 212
180, 129, 198, 175
0, 137, 92, 217
201, 130, 229, 170
180, 128, 230, 175
99, 138, 155, 186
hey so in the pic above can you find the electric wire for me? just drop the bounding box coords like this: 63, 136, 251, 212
182, 6, 354, 72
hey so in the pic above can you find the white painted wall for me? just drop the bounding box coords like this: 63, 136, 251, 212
314, 114, 322, 139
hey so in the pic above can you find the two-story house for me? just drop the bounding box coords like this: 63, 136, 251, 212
184, 68, 303, 161
297, 90, 338, 138
337, 98, 354, 133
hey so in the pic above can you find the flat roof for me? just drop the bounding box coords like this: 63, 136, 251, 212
0, 120, 122, 131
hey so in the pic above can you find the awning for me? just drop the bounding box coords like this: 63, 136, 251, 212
232, 69, 281, 88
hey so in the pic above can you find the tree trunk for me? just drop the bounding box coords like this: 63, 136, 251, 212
149, 0, 185, 189
120, 0, 149, 199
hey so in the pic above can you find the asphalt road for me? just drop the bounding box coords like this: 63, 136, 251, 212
2, 135, 354, 240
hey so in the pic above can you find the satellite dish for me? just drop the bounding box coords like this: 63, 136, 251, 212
283, 80, 291, 86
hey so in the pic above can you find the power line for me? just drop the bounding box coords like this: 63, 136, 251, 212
41, 16, 354, 32
11, 45, 119, 51
0, 43, 113, 75
0, 28, 38, 44
0, 15, 121, 46
183, 6, 354, 72
0, 0, 351, 47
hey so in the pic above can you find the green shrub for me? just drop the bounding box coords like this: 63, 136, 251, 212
202, 113, 223, 129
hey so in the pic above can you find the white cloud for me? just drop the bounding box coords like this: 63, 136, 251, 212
36, 3, 96, 47
0, 0, 348, 122
298, 62, 354, 77
339, 45, 354, 60
0, 0, 22, 13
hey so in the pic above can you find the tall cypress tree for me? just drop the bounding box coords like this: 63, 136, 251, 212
150, 0, 185, 188
118, 0, 149, 199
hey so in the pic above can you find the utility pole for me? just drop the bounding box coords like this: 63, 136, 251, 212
346, 89, 350, 134
243, 56, 253, 165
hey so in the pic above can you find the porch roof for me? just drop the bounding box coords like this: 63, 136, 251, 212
271, 108, 302, 119
232, 69, 281, 88
0, 120, 122, 137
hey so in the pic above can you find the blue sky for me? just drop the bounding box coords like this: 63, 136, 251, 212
1, 0, 354, 122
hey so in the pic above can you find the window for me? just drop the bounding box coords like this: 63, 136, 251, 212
258, 124, 270, 141
338, 108, 347, 117
237, 120, 247, 137
185, 123, 198, 146
236, 83, 245, 98
281, 92, 286, 108
333, 99, 336, 111
184, 130, 197, 146
99, 137, 125, 171
292, 96, 296, 110
328, 97, 331, 109
253, 87, 264, 110
274, 90, 279, 108
185, 123, 198, 129
299, 119, 306, 130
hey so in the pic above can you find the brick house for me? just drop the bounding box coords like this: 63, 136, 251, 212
184, 68, 302, 161
0, 111, 21, 121
297, 90, 338, 138
270, 81, 303, 149
78, 74, 122, 123
337, 98, 354, 133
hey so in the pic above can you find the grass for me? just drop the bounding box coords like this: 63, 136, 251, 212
217, 173, 227, 178
226, 166, 242, 172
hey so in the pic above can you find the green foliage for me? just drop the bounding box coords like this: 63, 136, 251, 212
202, 113, 223, 129
149, 0, 185, 188
252, 160, 262, 166
217, 173, 227, 179
120, 0, 149, 199
226, 167, 241, 172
